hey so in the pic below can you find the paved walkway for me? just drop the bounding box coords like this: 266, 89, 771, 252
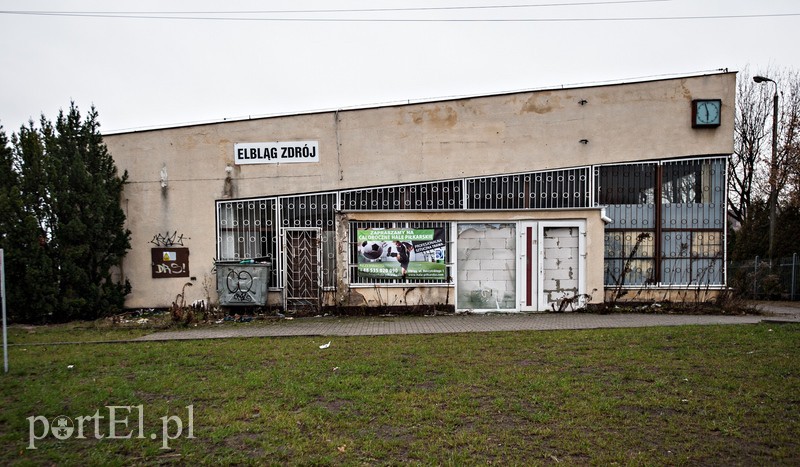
749, 301, 800, 319
135, 303, 800, 342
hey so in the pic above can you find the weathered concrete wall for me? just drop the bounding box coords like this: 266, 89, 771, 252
104, 73, 736, 309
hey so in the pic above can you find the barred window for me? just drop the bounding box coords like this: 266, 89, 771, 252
217, 193, 339, 289
600, 158, 725, 287
466, 167, 592, 210
280, 192, 338, 288
217, 198, 279, 287
604, 231, 655, 286
340, 166, 592, 212
341, 180, 463, 211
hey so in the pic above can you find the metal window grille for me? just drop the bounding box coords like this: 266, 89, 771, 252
660, 229, 724, 286
466, 167, 591, 210
660, 159, 725, 285
598, 162, 657, 230
216, 198, 279, 287
601, 157, 726, 287
661, 159, 725, 229
598, 163, 657, 205
603, 231, 656, 286
280, 192, 338, 288
340, 180, 463, 211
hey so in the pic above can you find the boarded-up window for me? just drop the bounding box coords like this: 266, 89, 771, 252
456, 223, 516, 310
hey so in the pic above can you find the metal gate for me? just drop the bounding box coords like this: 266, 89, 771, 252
282, 228, 322, 312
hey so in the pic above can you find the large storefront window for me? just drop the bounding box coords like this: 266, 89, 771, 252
600, 158, 725, 287
456, 223, 516, 310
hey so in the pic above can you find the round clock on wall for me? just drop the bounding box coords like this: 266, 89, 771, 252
692, 99, 722, 128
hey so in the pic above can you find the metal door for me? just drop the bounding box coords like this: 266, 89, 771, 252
282, 228, 322, 312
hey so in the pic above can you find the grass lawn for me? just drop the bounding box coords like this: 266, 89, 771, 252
0, 322, 798, 465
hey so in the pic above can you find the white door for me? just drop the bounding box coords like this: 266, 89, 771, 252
539, 223, 586, 311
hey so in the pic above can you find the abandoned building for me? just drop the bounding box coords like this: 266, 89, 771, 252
103, 71, 734, 312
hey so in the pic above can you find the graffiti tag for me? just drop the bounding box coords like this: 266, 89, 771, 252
226, 270, 255, 302
150, 231, 189, 247
155, 263, 187, 275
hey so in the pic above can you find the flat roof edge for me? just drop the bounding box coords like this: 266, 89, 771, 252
103, 69, 735, 136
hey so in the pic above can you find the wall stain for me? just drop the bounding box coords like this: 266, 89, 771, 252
680, 79, 692, 100
409, 105, 458, 128
521, 93, 560, 114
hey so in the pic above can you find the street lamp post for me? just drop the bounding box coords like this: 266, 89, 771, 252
753, 75, 779, 261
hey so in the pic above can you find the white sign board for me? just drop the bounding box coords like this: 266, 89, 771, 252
234, 141, 319, 165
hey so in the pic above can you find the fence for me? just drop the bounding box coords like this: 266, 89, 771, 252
727, 254, 800, 300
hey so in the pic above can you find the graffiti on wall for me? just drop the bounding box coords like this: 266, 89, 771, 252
151, 248, 190, 278
150, 231, 189, 247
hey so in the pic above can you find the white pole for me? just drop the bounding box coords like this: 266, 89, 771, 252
1, 249, 7, 373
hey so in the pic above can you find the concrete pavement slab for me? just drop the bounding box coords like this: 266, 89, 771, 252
135, 312, 767, 342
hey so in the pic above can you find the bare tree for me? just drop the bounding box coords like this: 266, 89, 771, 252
729, 68, 771, 224
730, 68, 800, 222
780, 74, 800, 208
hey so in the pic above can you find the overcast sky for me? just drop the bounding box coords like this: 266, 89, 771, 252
1, 0, 799, 134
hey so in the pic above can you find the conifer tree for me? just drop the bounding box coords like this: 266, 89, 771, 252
4, 104, 130, 322
1, 123, 58, 322
49, 105, 131, 320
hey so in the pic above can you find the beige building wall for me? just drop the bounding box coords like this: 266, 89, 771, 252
104, 72, 736, 309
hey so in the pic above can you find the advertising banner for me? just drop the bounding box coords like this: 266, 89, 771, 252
356, 228, 446, 280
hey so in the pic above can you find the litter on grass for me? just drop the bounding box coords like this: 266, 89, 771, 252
319, 341, 331, 349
